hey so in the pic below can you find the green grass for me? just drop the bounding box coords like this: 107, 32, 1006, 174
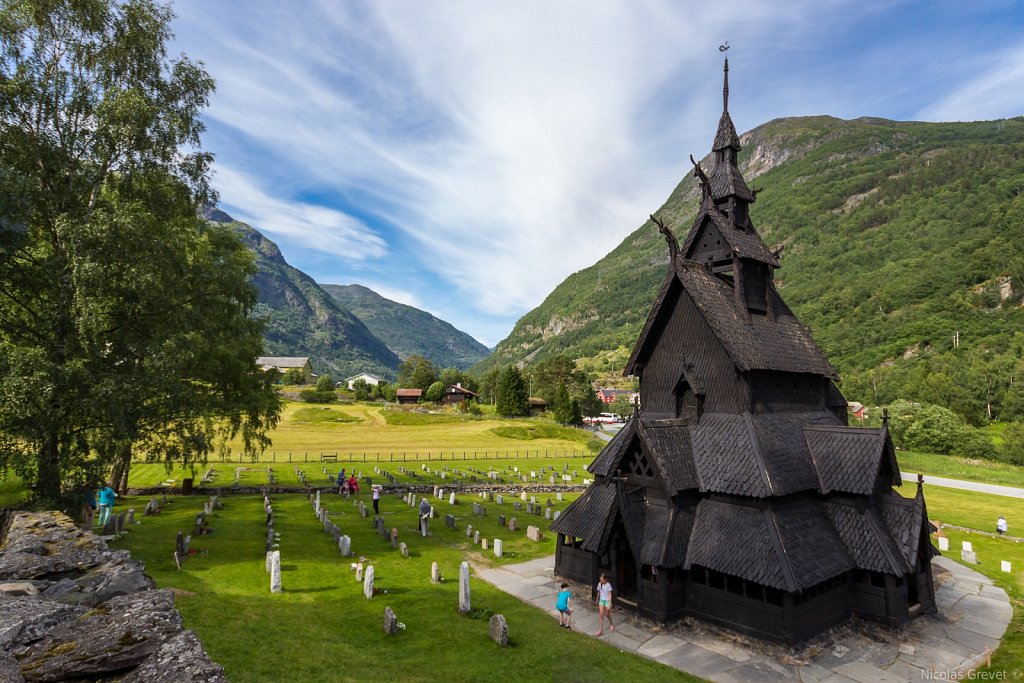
290, 406, 361, 424
382, 410, 466, 425
490, 423, 605, 452
896, 482, 1024, 676
898, 451, 1024, 488
111, 490, 698, 683
0, 474, 29, 508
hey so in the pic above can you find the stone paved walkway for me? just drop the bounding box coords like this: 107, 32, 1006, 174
477, 556, 1013, 682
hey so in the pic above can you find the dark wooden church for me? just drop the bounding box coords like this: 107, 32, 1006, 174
551, 54, 938, 644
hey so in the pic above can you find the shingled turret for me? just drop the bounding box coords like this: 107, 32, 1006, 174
552, 49, 937, 644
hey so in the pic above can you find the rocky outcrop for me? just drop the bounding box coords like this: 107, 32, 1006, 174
0, 511, 227, 682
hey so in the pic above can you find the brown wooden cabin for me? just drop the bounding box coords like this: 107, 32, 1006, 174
395, 388, 422, 404
442, 383, 480, 404
551, 57, 937, 645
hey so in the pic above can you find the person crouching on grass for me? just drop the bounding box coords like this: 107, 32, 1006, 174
556, 583, 573, 629
595, 573, 614, 636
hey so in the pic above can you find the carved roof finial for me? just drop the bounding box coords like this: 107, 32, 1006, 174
651, 214, 679, 257
719, 42, 730, 112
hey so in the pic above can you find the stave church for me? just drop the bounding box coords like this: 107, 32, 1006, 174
551, 53, 938, 644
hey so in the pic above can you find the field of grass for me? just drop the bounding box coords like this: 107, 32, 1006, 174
897, 450, 1024, 488
895, 482, 1024, 676
111, 488, 697, 683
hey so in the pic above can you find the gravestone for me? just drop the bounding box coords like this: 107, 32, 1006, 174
938, 536, 949, 551
520, 492, 527, 502
458, 562, 471, 614
530, 496, 537, 504
1002, 561, 1012, 573
961, 550, 978, 564
399, 542, 409, 558
526, 526, 541, 542
465, 524, 473, 538
363, 565, 375, 599
266, 551, 274, 573
270, 551, 282, 593
513, 502, 522, 512
360, 503, 368, 518
509, 518, 518, 532
494, 539, 503, 558
383, 607, 399, 635
339, 536, 351, 556
496, 495, 503, 505
431, 562, 440, 584
445, 514, 456, 529
556, 492, 563, 502
526, 502, 534, 514
449, 492, 456, 505
433, 485, 439, 498
482, 538, 488, 550
553, 511, 561, 521
498, 515, 506, 528
489, 614, 509, 647
391, 528, 399, 550
473, 531, 480, 545
963, 541, 973, 552
356, 563, 363, 582
126, 509, 135, 525
438, 488, 444, 500
545, 508, 552, 520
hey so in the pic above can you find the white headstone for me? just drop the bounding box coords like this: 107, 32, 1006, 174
270, 551, 282, 593
339, 535, 351, 556
1001, 561, 1012, 573
482, 538, 488, 550
962, 541, 973, 553
473, 530, 480, 545
553, 511, 561, 521
938, 536, 949, 551
526, 525, 541, 542
494, 539, 503, 558
363, 565, 375, 599
356, 563, 363, 582
496, 494, 503, 505
458, 561, 471, 613
556, 492, 563, 501
961, 549, 978, 564
431, 561, 440, 584
449, 492, 456, 505
520, 492, 527, 501
441, 471, 446, 479
437, 488, 444, 500
265, 551, 274, 573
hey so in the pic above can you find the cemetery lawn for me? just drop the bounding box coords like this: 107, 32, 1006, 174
897, 483, 1024, 676
112, 490, 701, 683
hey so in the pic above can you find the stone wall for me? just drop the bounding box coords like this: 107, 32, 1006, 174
0, 510, 227, 682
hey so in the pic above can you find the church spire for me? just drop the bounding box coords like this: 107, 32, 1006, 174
722, 42, 730, 113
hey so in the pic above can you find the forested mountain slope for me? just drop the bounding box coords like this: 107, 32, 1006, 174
321, 284, 489, 370
203, 210, 401, 379
474, 116, 1024, 424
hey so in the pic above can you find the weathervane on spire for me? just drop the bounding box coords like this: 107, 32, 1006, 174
719, 42, 730, 112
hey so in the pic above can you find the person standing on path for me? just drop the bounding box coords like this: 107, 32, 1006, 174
556, 583, 573, 629
595, 573, 614, 636
372, 485, 381, 515
419, 497, 431, 537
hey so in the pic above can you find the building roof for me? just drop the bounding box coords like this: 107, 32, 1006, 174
396, 388, 422, 397
445, 384, 480, 397
550, 481, 618, 554
345, 373, 383, 382
684, 205, 778, 266
256, 356, 310, 368
823, 500, 911, 575
805, 425, 901, 495
709, 155, 755, 203
685, 498, 855, 592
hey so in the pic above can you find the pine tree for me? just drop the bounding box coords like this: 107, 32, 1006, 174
496, 366, 529, 417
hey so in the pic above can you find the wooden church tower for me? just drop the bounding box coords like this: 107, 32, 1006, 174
551, 52, 937, 644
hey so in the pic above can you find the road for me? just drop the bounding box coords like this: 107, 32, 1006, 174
900, 471, 1024, 499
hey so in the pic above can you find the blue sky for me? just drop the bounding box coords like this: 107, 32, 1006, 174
169, 0, 1024, 347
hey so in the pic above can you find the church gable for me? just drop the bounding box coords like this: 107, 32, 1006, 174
806, 425, 901, 495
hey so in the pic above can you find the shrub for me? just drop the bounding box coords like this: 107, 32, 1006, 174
299, 389, 336, 404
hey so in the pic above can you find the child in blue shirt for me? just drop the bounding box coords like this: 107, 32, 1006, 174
556, 583, 573, 629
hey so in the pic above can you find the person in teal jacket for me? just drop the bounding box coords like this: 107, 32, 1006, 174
97, 484, 117, 526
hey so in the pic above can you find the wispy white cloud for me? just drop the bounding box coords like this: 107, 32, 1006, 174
213, 167, 388, 260
916, 40, 1024, 122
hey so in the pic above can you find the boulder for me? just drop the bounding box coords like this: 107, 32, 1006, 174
0, 653, 25, 683
122, 630, 228, 683
383, 606, 398, 635
489, 614, 509, 647
0, 581, 39, 597
15, 589, 182, 681
0, 594, 85, 649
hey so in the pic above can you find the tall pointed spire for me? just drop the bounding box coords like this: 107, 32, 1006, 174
722, 42, 730, 113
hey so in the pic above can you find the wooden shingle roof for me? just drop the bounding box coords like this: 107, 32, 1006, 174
805, 425, 901, 495
879, 488, 932, 568
823, 501, 910, 575
685, 499, 855, 592
549, 481, 617, 554
709, 157, 755, 202
711, 111, 741, 152
674, 260, 836, 377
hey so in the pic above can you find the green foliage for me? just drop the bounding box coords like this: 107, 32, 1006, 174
550, 384, 573, 424
299, 389, 336, 404
351, 378, 370, 401
397, 355, 438, 391
425, 380, 445, 403
315, 375, 334, 392
495, 366, 529, 417
490, 423, 603, 452
0, 0, 279, 503
283, 368, 306, 386
1001, 421, 1024, 465
609, 394, 635, 419
472, 116, 1024, 429
887, 400, 994, 459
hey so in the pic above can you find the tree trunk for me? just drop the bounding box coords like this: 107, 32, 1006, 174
36, 431, 63, 504
109, 443, 133, 495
